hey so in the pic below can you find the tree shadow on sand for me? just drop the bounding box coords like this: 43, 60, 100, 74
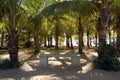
0, 48, 120, 80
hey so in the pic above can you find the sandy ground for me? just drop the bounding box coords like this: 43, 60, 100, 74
0, 48, 120, 80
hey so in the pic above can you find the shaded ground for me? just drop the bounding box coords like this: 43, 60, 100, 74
0, 48, 120, 80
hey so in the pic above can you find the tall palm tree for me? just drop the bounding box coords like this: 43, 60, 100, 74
95, 0, 110, 48
23, 0, 46, 53
0, 0, 23, 64
8, 0, 23, 63
111, 0, 120, 48
72, 1, 97, 53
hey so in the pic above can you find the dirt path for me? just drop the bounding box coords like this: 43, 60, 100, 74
0, 48, 120, 80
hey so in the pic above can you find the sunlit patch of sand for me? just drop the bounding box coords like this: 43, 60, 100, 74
0, 78, 15, 80
80, 59, 87, 64
1, 54, 9, 60
81, 62, 93, 74
20, 63, 34, 71
30, 75, 62, 80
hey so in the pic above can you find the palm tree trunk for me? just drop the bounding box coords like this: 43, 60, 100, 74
82, 32, 84, 47
50, 36, 52, 47
70, 36, 73, 49
8, 32, 19, 63
47, 36, 50, 47
98, 0, 110, 48
34, 32, 40, 54
8, 15, 19, 64
44, 36, 47, 47
8, 28, 19, 63
95, 32, 98, 47
66, 34, 70, 48
87, 30, 90, 47
1, 31, 4, 47
108, 30, 111, 44
55, 26, 59, 49
90, 38, 92, 47
78, 16, 83, 54
116, 14, 120, 47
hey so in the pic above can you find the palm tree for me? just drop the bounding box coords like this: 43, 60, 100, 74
72, 1, 97, 53
95, 0, 110, 48
33, 1, 73, 49
111, 0, 120, 48
59, 14, 76, 49
0, 0, 23, 64
33, 0, 97, 53
23, 0, 46, 53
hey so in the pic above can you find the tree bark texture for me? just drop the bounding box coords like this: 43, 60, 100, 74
34, 32, 40, 54
78, 16, 83, 54
95, 32, 98, 47
98, 0, 110, 48
87, 31, 90, 47
8, 14, 19, 63
66, 34, 70, 48
44, 36, 47, 47
1, 31, 4, 47
55, 26, 59, 49
70, 36, 73, 49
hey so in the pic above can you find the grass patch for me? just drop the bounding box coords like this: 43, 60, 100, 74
0, 50, 7, 55
0, 59, 24, 70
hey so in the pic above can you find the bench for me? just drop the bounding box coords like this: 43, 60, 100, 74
40, 54, 80, 67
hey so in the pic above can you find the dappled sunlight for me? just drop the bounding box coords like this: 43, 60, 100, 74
1, 54, 9, 60
45, 49, 78, 54
44, 52, 51, 54
85, 53, 96, 61
49, 60, 71, 68
80, 59, 87, 64
30, 74, 62, 80
0, 78, 15, 80
81, 62, 93, 74
1, 48, 120, 80
20, 63, 34, 72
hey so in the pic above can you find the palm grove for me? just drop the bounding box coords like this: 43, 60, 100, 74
0, 0, 120, 70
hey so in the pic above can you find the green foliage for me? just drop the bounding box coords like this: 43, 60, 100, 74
94, 42, 120, 71
23, 41, 32, 48
0, 59, 23, 69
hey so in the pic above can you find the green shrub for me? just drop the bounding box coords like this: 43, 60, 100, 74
94, 42, 120, 71
0, 59, 24, 69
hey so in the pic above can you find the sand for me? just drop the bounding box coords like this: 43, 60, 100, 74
0, 48, 120, 80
